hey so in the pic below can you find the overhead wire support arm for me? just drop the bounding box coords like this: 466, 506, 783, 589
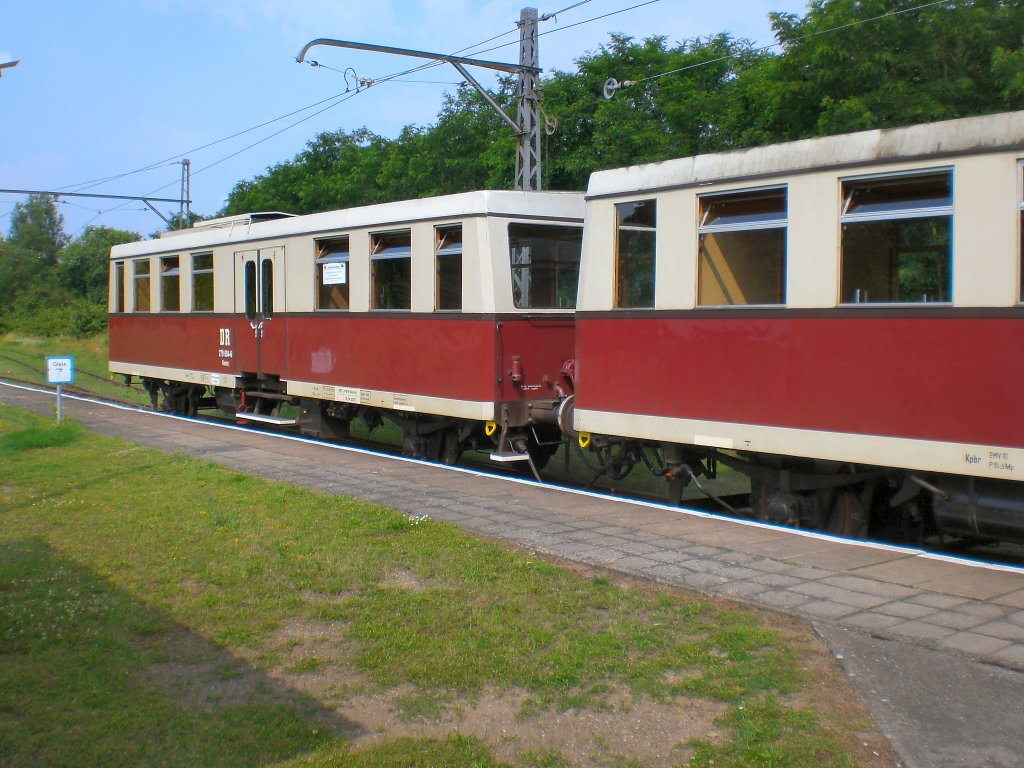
0, 188, 188, 227
296, 39, 538, 76
297, 13, 545, 191
295, 38, 532, 135
0, 189, 184, 204
0, 184, 191, 227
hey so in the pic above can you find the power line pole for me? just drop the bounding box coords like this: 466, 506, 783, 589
515, 8, 541, 192
179, 159, 191, 228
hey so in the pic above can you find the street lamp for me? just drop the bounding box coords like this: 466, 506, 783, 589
0, 54, 19, 78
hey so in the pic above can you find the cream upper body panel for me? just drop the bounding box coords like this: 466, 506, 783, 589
109, 191, 585, 314
580, 111, 1024, 312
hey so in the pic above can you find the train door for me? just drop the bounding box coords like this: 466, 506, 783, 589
234, 247, 287, 378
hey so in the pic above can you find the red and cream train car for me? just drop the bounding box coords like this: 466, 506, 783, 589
573, 111, 1024, 541
109, 191, 585, 465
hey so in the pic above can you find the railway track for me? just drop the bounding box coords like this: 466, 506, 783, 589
4, 373, 1022, 568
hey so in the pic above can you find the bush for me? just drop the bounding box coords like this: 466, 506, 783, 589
2, 287, 107, 338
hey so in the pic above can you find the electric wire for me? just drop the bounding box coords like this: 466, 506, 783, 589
12, 0, 612, 227
544, 0, 595, 18
447, 0, 663, 62
56, 87, 365, 196
2, 1, 642, 231
56, 161, 185, 195
310, 2, 599, 89
66, 87, 367, 231
189, 89, 365, 179
84, 0, 655, 227
537, 0, 662, 41
624, 0, 965, 88
43, 12, 534, 209
168, 0, 968, 203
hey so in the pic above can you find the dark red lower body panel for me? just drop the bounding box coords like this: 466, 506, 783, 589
110, 313, 574, 407
575, 313, 1023, 448
110, 314, 226, 374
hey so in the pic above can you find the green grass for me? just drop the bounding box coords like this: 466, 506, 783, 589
0, 405, 860, 765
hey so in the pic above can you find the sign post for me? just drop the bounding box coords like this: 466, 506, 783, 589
45, 356, 74, 423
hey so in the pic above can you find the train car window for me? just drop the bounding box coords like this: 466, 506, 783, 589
697, 188, 786, 306
113, 261, 124, 313
261, 258, 274, 319
371, 231, 412, 310
160, 256, 180, 312
841, 171, 953, 303
435, 225, 463, 311
192, 253, 214, 312
615, 200, 656, 308
134, 258, 151, 312
1019, 161, 1023, 303
244, 260, 257, 321
315, 237, 350, 310
509, 223, 582, 309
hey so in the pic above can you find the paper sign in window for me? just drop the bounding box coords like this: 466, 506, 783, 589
322, 261, 347, 285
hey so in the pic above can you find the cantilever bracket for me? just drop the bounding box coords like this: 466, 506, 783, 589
296, 38, 533, 136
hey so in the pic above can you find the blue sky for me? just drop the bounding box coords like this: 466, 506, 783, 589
1, 0, 807, 239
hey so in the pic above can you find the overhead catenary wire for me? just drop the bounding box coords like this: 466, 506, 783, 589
455, 0, 662, 61
609, 0, 966, 94
189, 90, 367, 179
304, 0, 615, 89
129, 10, 564, 198
537, 0, 661, 41
544, 0, 595, 19
55, 87, 367, 197
56, 161, 185, 196
35, 13, 544, 214
5, 0, 665, 232
62, 88, 367, 233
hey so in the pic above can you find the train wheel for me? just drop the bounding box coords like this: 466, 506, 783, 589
160, 382, 200, 416
440, 429, 463, 465
825, 490, 868, 539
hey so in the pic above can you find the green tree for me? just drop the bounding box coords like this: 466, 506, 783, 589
57, 226, 140, 303
748, 0, 1024, 140
541, 34, 767, 189
219, 1, 1024, 213
223, 128, 393, 215
0, 194, 68, 311
6, 194, 68, 266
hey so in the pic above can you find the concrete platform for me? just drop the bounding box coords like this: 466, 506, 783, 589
3, 381, 1024, 766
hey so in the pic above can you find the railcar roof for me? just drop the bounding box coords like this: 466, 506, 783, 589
586, 109, 1024, 199
110, 189, 585, 259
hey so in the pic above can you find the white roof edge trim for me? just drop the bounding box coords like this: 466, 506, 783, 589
110, 190, 585, 259
586, 110, 1024, 199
